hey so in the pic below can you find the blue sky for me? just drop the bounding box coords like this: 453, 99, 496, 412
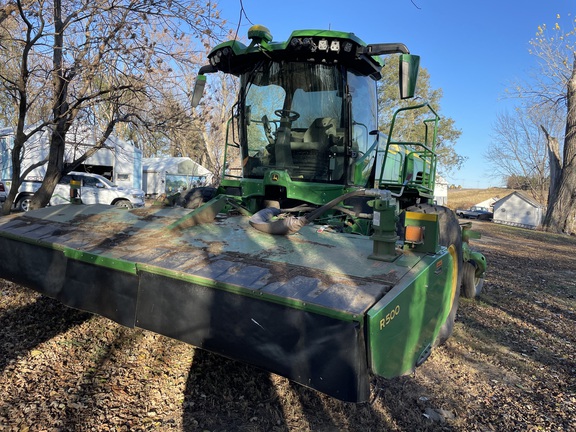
213, 0, 574, 188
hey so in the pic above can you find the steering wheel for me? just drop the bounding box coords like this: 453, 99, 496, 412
274, 109, 300, 122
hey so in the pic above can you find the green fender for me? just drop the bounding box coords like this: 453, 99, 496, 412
366, 248, 457, 378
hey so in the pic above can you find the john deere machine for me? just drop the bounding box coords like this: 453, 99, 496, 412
0, 26, 486, 402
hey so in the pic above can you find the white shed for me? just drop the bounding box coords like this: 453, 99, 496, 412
492, 191, 544, 229
142, 157, 212, 197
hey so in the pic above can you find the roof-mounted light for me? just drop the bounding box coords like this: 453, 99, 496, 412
285, 35, 364, 62
290, 37, 318, 52
208, 46, 233, 66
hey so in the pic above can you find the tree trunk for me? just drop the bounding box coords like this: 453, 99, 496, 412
28, 0, 67, 210
541, 125, 562, 203
29, 127, 67, 209
1, 2, 32, 215
542, 56, 576, 234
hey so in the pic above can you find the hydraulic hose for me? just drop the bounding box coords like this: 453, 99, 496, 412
248, 188, 391, 235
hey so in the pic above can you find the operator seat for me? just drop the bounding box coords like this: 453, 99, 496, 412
303, 117, 337, 143
291, 117, 337, 180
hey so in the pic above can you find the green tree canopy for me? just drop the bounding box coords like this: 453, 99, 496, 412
378, 56, 464, 176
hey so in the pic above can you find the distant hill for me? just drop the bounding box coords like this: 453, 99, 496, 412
446, 187, 513, 210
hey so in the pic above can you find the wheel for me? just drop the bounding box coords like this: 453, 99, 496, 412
274, 109, 300, 122
17, 195, 33, 212
461, 261, 484, 298
179, 187, 217, 209
114, 199, 133, 209
406, 204, 462, 345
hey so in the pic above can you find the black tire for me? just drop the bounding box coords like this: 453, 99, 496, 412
179, 187, 218, 209
17, 195, 33, 212
114, 199, 133, 209
461, 261, 484, 298
406, 204, 462, 345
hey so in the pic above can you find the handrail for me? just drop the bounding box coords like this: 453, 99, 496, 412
378, 102, 440, 196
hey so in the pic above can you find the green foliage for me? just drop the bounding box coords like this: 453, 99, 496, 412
378, 56, 464, 175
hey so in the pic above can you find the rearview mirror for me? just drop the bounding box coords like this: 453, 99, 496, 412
399, 54, 420, 99
191, 74, 207, 108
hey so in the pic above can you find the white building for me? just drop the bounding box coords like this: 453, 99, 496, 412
492, 191, 544, 230
0, 125, 142, 190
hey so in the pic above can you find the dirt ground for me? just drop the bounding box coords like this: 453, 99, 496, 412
0, 220, 575, 431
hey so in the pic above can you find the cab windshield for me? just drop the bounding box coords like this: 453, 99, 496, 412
241, 61, 346, 182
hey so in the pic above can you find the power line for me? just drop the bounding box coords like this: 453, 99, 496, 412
233, 0, 254, 42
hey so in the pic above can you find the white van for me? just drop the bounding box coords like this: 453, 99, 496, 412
7, 171, 145, 211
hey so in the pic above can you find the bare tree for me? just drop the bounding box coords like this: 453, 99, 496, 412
0, 0, 223, 214
0, 1, 52, 214
504, 16, 576, 234
543, 57, 576, 233
486, 106, 554, 203
121, 67, 238, 186
193, 71, 239, 185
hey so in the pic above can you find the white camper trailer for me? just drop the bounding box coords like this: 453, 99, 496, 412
142, 157, 212, 198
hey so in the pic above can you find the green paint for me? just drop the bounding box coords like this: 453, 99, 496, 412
367, 249, 455, 377
63, 249, 137, 274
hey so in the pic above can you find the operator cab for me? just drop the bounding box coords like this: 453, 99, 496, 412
241, 61, 378, 185
192, 25, 421, 210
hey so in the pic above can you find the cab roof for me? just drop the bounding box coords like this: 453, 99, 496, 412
204, 26, 407, 80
